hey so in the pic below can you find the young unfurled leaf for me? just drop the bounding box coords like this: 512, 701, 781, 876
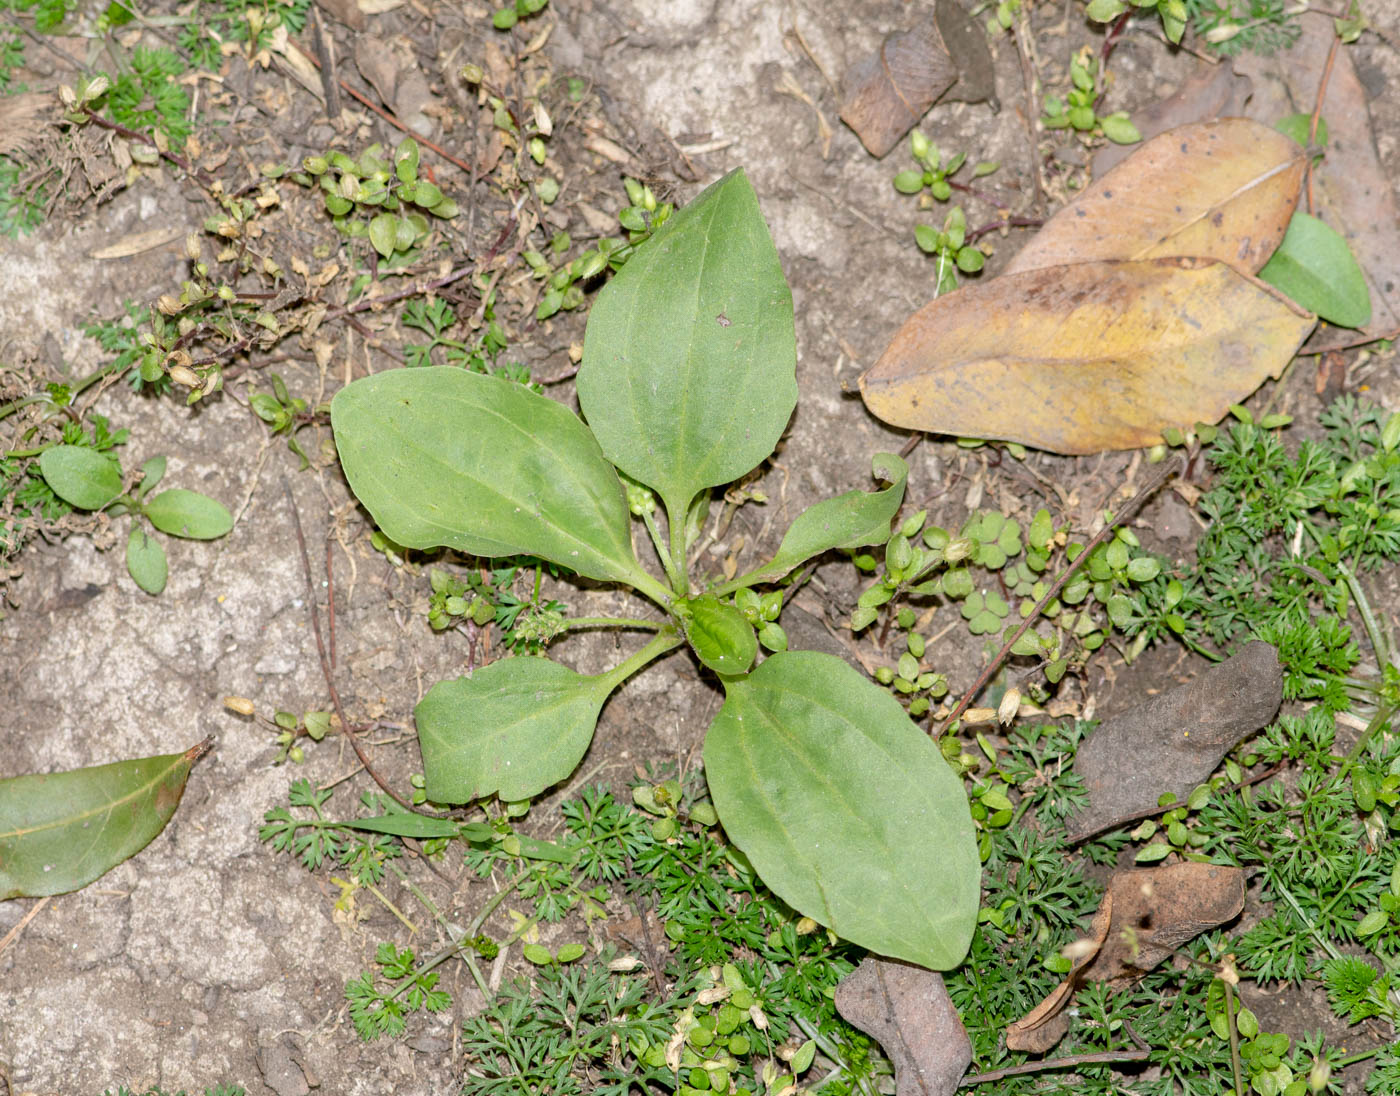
703, 651, 980, 969
861, 257, 1314, 454
126, 525, 168, 594
1259, 210, 1371, 329
38, 444, 123, 510
332, 367, 659, 595
730, 453, 908, 588
0, 740, 210, 899
137, 455, 167, 495
677, 594, 757, 676
144, 488, 233, 539
578, 169, 797, 529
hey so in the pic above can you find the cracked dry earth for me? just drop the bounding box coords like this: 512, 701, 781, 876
2, 0, 1399, 1093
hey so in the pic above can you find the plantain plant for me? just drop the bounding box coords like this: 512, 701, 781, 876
330, 169, 979, 970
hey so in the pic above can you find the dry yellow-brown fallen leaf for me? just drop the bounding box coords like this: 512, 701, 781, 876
860, 256, 1314, 454
1005, 118, 1302, 278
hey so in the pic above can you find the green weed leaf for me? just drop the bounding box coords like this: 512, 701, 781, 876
369, 212, 399, 259
703, 651, 980, 969
126, 526, 168, 594
577, 168, 797, 524
332, 367, 651, 590
0, 740, 207, 899
1259, 211, 1370, 329
736, 453, 908, 586
38, 444, 123, 510
415, 657, 618, 803
331, 814, 463, 838
144, 488, 233, 539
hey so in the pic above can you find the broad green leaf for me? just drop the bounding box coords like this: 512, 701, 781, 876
577, 168, 797, 524
144, 489, 233, 539
1259, 211, 1371, 329
38, 445, 123, 510
703, 651, 980, 969
0, 740, 209, 900
677, 595, 757, 676
416, 657, 619, 803
126, 526, 168, 594
331, 814, 462, 838
728, 454, 907, 588
332, 367, 657, 593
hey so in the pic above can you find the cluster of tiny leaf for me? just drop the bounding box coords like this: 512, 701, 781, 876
853, 500, 1160, 712
1041, 48, 1141, 145
291, 138, 458, 264
524, 178, 674, 320
891, 131, 994, 293
426, 559, 568, 656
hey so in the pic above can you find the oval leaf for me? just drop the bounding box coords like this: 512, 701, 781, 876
332, 367, 649, 589
577, 168, 797, 523
0, 739, 209, 899
126, 526, 168, 594
144, 488, 233, 539
415, 657, 618, 803
38, 445, 123, 510
1258, 210, 1371, 329
736, 453, 908, 587
678, 595, 757, 676
1005, 119, 1303, 278
860, 258, 1315, 454
703, 651, 980, 969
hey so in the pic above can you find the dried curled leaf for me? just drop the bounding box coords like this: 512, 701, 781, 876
860, 257, 1315, 454
1007, 118, 1303, 278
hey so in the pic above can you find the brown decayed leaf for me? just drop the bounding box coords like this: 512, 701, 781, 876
1064, 641, 1282, 842
839, 18, 956, 159
1006, 119, 1302, 278
859, 257, 1314, 454
835, 958, 972, 1095
1005, 892, 1113, 1052
1007, 863, 1245, 1052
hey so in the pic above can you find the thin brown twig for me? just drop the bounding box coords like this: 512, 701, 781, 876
326, 533, 337, 669
938, 452, 1185, 735
0, 895, 50, 958
960, 1048, 1152, 1086
284, 479, 417, 811
1306, 33, 1341, 216
1303, 324, 1400, 356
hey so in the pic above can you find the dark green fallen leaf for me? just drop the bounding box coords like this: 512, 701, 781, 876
0, 739, 211, 900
